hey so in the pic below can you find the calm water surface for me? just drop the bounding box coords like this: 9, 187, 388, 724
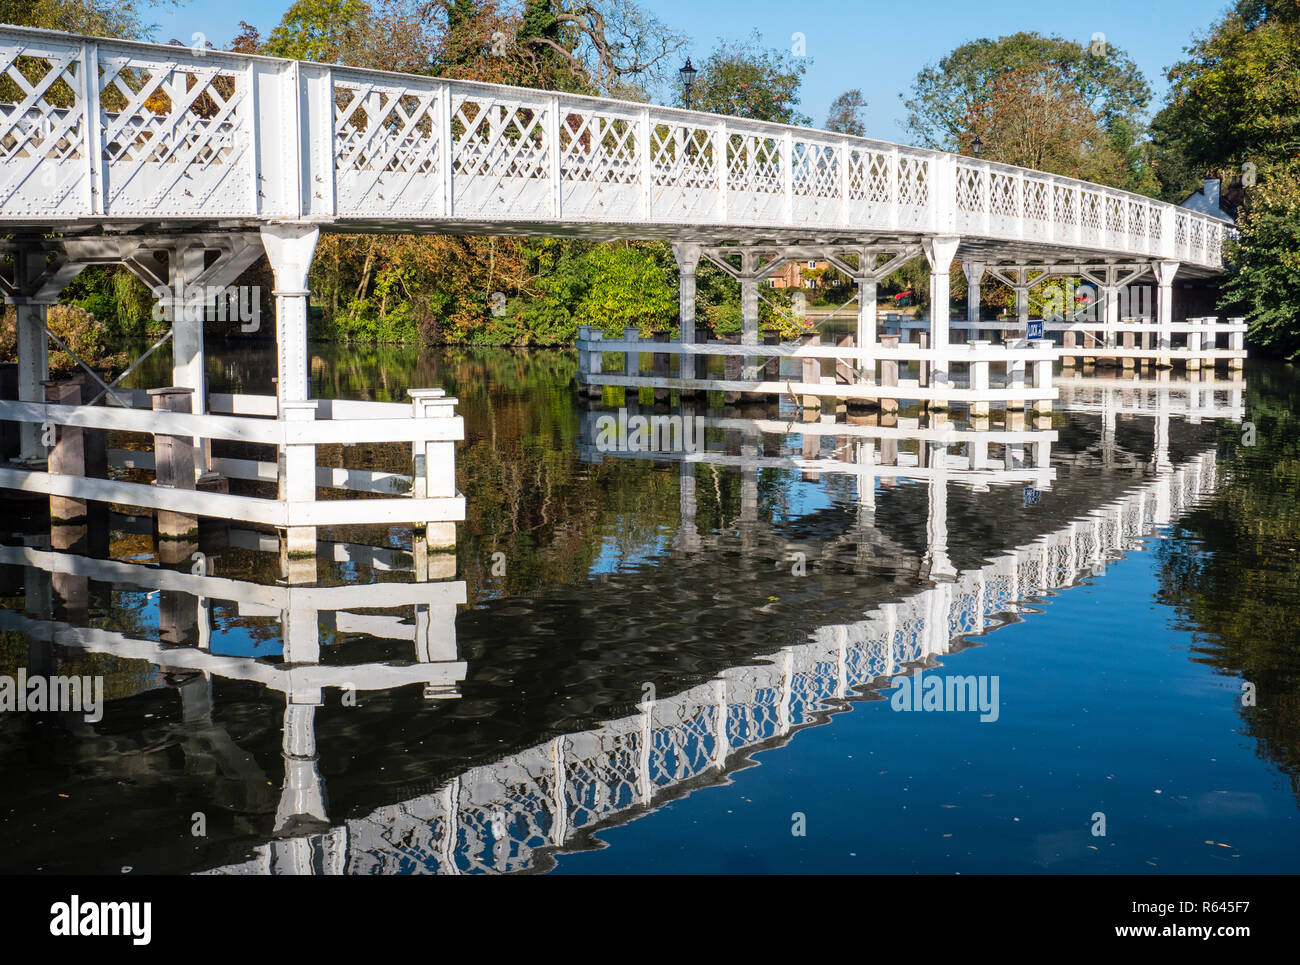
1, 341, 1297, 874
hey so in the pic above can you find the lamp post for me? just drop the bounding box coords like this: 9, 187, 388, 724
680, 59, 697, 110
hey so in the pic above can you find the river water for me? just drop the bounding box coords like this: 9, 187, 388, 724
1, 342, 1297, 874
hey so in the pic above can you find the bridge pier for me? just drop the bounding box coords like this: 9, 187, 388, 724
261, 225, 321, 555
1153, 261, 1180, 368
4, 243, 64, 463
673, 243, 704, 396
963, 261, 985, 327
922, 236, 961, 403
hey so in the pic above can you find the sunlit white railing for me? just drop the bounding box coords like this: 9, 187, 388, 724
0, 25, 1231, 269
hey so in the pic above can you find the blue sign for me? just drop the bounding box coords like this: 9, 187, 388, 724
1023, 487, 1041, 507
1027, 319, 1044, 340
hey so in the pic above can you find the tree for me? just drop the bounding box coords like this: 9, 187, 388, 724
903, 31, 1150, 152
962, 65, 1135, 186
577, 243, 676, 335
0, 0, 167, 39
524, 0, 685, 98
1148, 1, 1300, 355
263, 0, 373, 62
687, 32, 810, 125
825, 89, 866, 137
228, 21, 261, 54
1220, 162, 1300, 359
1149, 0, 1300, 202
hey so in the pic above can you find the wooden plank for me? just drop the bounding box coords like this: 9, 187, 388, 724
581, 339, 1056, 362
582, 374, 1056, 402
0, 467, 463, 528
0, 543, 467, 608
0, 401, 464, 445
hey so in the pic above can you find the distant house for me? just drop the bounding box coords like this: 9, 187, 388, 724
1179, 177, 1238, 223
767, 259, 830, 289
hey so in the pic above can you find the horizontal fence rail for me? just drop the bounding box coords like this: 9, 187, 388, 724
0, 25, 1233, 269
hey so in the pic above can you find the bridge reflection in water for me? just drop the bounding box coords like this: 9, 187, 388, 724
0, 375, 1237, 874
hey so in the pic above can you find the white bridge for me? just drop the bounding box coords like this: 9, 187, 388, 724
0, 24, 1239, 558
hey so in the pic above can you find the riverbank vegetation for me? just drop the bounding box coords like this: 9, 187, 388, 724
3, 0, 1299, 357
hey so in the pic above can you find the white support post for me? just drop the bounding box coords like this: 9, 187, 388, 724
963, 261, 984, 327
262, 224, 321, 559
260, 225, 321, 407
586, 329, 604, 395
275, 703, 328, 837
1032, 343, 1054, 414
713, 677, 729, 768
280, 400, 318, 558
740, 267, 760, 382
674, 242, 703, 389
1152, 260, 1179, 368
410, 388, 459, 550
576, 324, 590, 390
857, 274, 877, 383
922, 236, 960, 400
168, 244, 209, 477
673, 243, 700, 341
922, 441, 956, 582
1228, 317, 1245, 371
149, 387, 198, 542
11, 247, 53, 463
968, 341, 990, 417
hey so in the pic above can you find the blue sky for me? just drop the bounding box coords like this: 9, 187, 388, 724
153, 0, 1234, 144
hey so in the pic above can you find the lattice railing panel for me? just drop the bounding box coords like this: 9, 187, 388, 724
0, 43, 87, 217
1053, 183, 1077, 227
727, 131, 784, 223
564, 730, 641, 832
1127, 201, 1146, 250
649, 122, 719, 220
450, 94, 550, 218
1104, 195, 1124, 237
791, 139, 842, 223
989, 172, 1017, 218
334, 81, 442, 216
558, 108, 642, 220
896, 154, 931, 222
955, 164, 984, 212
97, 52, 252, 216
1024, 179, 1049, 222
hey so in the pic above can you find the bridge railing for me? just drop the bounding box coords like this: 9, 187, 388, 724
0, 24, 1232, 269
0, 386, 464, 531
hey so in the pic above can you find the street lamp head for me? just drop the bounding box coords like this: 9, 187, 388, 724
971, 134, 983, 157
680, 58, 697, 108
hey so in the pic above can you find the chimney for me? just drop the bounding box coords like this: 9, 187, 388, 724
1204, 178, 1221, 210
